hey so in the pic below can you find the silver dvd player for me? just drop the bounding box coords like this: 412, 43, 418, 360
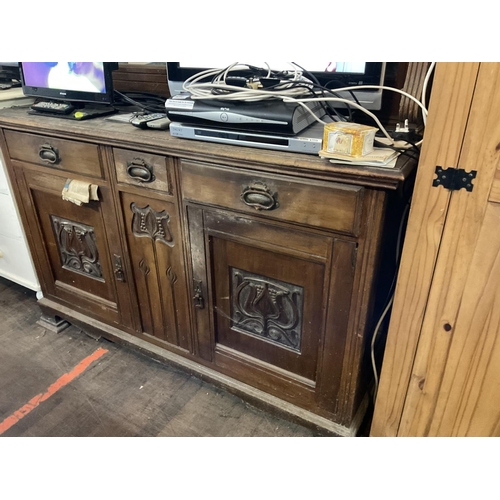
169, 120, 328, 155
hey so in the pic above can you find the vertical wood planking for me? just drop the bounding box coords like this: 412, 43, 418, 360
398, 63, 500, 436
370, 63, 480, 436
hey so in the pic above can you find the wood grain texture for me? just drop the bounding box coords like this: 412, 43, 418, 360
488, 168, 500, 204
398, 63, 500, 436
113, 147, 172, 195
113, 63, 171, 98
119, 191, 192, 351
4, 130, 103, 179
180, 159, 364, 236
0, 106, 413, 191
370, 63, 481, 436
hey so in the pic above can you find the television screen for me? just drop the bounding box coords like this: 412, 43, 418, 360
178, 61, 368, 74
20, 62, 116, 105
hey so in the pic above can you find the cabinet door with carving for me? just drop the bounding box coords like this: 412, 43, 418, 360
119, 191, 192, 352
14, 168, 136, 329
187, 206, 358, 418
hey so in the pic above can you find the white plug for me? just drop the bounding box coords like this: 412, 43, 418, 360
395, 119, 410, 133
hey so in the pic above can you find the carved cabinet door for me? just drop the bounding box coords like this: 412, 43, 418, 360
187, 206, 358, 419
119, 191, 191, 352
15, 169, 135, 329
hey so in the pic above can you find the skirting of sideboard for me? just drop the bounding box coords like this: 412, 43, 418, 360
37, 296, 368, 437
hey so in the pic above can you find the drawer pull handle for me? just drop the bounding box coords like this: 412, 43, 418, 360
127, 158, 155, 183
39, 143, 60, 164
241, 182, 279, 211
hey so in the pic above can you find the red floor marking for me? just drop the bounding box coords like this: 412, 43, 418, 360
0, 346, 108, 436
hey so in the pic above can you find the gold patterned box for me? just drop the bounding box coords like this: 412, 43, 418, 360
322, 122, 378, 157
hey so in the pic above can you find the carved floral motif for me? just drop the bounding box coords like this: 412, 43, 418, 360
51, 216, 103, 280
231, 268, 303, 351
131, 203, 174, 246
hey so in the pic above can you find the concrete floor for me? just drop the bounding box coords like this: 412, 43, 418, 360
0, 277, 321, 437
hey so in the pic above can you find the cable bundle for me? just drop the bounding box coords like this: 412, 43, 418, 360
182, 62, 316, 102
179, 62, 434, 146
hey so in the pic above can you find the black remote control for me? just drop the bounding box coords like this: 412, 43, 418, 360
31, 101, 75, 115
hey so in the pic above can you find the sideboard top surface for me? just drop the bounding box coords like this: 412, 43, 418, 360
0, 106, 414, 190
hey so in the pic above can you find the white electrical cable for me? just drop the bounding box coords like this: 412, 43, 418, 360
181, 64, 431, 147
183, 63, 315, 101
370, 198, 411, 400
371, 294, 394, 399
422, 62, 436, 126
283, 96, 395, 143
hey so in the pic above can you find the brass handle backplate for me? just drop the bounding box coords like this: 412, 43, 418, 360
241, 181, 279, 211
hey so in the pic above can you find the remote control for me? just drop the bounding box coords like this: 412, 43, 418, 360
31, 101, 75, 115
130, 113, 168, 129
146, 117, 171, 130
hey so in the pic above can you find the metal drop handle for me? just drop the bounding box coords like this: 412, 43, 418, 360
126, 158, 155, 183
241, 181, 279, 211
39, 143, 60, 164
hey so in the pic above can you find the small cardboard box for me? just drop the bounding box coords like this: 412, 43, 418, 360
322, 122, 377, 157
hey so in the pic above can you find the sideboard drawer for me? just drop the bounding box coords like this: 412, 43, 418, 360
180, 160, 364, 236
113, 147, 172, 195
3, 130, 103, 178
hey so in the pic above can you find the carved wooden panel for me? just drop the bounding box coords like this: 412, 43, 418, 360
131, 203, 174, 246
230, 267, 304, 352
121, 192, 191, 351
50, 215, 103, 281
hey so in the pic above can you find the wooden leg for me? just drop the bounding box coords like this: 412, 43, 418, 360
37, 314, 71, 333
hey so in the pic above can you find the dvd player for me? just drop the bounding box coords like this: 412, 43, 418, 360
165, 95, 326, 135
169, 120, 328, 155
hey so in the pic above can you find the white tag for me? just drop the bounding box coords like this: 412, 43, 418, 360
166, 97, 195, 110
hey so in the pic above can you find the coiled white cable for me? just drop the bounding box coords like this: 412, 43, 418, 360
181, 63, 432, 146
183, 62, 315, 101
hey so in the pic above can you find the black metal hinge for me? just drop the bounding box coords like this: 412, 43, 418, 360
433, 166, 477, 192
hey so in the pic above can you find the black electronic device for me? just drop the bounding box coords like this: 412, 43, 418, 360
19, 62, 118, 119
164, 95, 326, 135
0, 62, 21, 90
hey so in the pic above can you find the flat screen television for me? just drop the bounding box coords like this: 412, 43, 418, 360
19, 62, 117, 105
166, 61, 387, 110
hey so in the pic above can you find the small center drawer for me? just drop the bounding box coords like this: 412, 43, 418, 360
113, 148, 172, 195
180, 160, 364, 236
4, 130, 102, 178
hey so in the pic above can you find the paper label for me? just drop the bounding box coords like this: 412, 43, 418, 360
327, 132, 353, 155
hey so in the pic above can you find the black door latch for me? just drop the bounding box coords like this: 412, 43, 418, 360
433, 166, 477, 192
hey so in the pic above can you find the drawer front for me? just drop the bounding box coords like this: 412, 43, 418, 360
181, 160, 364, 235
113, 148, 172, 194
4, 130, 103, 178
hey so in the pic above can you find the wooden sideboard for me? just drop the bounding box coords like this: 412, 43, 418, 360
0, 106, 414, 436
